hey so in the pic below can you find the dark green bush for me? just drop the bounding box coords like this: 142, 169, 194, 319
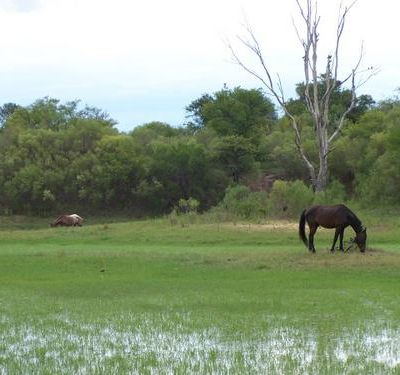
219, 185, 268, 219
268, 180, 314, 217
313, 179, 347, 205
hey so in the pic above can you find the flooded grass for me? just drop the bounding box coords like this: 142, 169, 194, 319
0, 313, 399, 374
0, 218, 399, 373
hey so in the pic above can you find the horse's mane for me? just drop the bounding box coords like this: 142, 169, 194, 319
347, 208, 363, 232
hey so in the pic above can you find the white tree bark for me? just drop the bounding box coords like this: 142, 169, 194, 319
229, 0, 376, 191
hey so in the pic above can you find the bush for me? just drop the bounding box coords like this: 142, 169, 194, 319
219, 185, 268, 219
177, 198, 200, 214
313, 179, 347, 205
169, 197, 200, 226
269, 180, 314, 217
208, 180, 347, 222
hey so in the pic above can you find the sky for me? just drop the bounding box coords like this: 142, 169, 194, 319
0, 0, 399, 132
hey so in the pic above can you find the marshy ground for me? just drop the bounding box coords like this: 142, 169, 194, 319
0, 216, 399, 373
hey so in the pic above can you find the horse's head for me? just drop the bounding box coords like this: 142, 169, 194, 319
354, 227, 367, 252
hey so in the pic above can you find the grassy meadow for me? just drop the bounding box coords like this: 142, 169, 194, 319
0, 213, 399, 374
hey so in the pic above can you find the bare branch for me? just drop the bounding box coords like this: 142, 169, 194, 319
292, 16, 305, 47
328, 70, 356, 144
229, 0, 375, 191
276, 74, 286, 103
228, 25, 285, 107
355, 66, 381, 89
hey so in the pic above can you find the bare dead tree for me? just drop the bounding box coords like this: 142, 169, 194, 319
229, 0, 377, 191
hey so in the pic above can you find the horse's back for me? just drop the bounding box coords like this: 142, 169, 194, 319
52, 214, 69, 226
52, 214, 82, 227
305, 204, 351, 228
70, 214, 83, 220
69, 214, 83, 225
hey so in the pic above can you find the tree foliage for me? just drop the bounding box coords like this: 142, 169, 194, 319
0, 87, 399, 216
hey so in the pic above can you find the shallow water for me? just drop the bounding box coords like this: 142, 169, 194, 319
0, 313, 399, 374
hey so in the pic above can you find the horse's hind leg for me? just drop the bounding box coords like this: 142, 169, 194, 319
308, 224, 318, 253
330, 228, 341, 252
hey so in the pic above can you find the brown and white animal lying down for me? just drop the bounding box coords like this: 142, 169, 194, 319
50, 214, 84, 227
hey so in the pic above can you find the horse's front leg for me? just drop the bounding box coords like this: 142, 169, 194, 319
331, 228, 340, 252
339, 227, 345, 251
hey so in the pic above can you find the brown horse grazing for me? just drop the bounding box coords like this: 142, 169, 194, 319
51, 214, 83, 227
299, 204, 367, 253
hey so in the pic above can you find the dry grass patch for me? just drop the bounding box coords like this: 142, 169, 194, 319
219, 221, 298, 231
185, 247, 400, 271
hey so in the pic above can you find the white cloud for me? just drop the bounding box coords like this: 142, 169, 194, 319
0, 0, 43, 12
0, 0, 399, 130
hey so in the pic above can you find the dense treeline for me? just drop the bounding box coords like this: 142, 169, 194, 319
0, 86, 399, 216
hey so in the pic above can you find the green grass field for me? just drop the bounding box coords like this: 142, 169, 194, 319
0, 215, 399, 374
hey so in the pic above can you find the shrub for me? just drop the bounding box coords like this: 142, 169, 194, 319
177, 198, 200, 214
313, 179, 347, 205
219, 185, 268, 219
169, 197, 200, 226
269, 180, 314, 217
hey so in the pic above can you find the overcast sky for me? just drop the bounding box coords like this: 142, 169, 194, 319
0, 0, 398, 131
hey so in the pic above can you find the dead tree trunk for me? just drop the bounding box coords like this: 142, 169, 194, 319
229, 0, 375, 192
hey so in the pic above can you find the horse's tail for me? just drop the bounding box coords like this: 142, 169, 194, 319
299, 209, 308, 248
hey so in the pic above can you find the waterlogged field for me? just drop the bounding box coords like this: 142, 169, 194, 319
0, 216, 399, 374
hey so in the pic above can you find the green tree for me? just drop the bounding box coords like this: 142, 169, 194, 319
186, 87, 277, 183
130, 121, 184, 151
140, 137, 226, 213
287, 81, 374, 121
0, 103, 21, 127
76, 135, 145, 210
355, 104, 400, 203
187, 87, 276, 140
184, 94, 214, 133
0, 98, 117, 213
211, 135, 257, 183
